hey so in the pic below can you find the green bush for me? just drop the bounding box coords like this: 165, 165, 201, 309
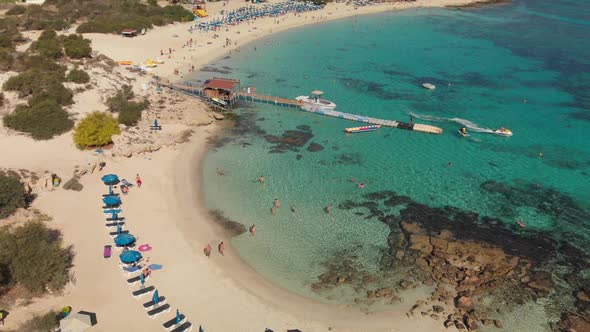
62, 34, 92, 59
0, 92, 4, 107
3, 68, 72, 106
66, 68, 90, 84
62, 177, 83, 191
105, 85, 147, 126
0, 221, 73, 293
3, 99, 74, 140
31, 30, 63, 59
6, 6, 27, 16
17, 310, 59, 332
0, 173, 28, 219
106, 84, 134, 112
73, 111, 120, 148
118, 101, 146, 126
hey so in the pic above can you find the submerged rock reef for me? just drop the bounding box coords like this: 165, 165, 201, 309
310, 187, 589, 331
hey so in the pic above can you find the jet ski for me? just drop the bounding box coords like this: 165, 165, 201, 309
493, 127, 513, 137
458, 127, 469, 137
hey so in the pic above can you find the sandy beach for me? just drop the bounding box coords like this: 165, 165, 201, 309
0, 1, 487, 331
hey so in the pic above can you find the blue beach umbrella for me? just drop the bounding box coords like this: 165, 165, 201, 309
114, 233, 136, 246
152, 289, 160, 304
103, 195, 121, 206
101, 174, 119, 185
119, 250, 142, 264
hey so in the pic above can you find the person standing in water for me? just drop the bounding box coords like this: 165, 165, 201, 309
273, 198, 281, 208
325, 204, 332, 214
258, 175, 265, 184
249, 225, 256, 236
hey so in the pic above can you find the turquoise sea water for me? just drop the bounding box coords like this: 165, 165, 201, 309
194, 0, 590, 329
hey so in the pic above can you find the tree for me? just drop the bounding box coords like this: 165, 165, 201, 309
0, 173, 28, 219
3, 99, 74, 140
73, 111, 120, 148
62, 34, 92, 59
0, 221, 73, 293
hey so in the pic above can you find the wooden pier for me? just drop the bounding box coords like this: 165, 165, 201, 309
159, 81, 443, 135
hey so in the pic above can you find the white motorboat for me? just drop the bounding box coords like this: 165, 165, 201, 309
493, 127, 513, 137
295, 90, 336, 110
211, 97, 228, 107
422, 83, 436, 90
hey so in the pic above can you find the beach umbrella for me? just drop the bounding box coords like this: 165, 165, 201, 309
152, 289, 160, 304
116, 224, 122, 235
119, 250, 142, 264
101, 174, 119, 185
59, 311, 97, 332
102, 195, 121, 206
114, 233, 136, 246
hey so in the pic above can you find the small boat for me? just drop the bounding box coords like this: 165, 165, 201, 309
345, 125, 381, 133
295, 90, 336, 110
458, 127, 469, 137
493, 127, 513, 137
211, 98, 228, 107
422, 83, 436, 90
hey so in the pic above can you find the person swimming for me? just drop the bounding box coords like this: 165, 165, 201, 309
357, 182, 365, 189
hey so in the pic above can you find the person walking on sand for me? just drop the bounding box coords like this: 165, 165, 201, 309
326, 204, 332, 214
218, 241, 225, 255
136, 174, 142, 188
249, 225, 256, 236
204, 243, 212, 258
0, 310, 4, 326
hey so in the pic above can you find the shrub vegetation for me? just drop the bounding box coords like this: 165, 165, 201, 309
0, 221, 73, 293
72, 1, 194, 34
0, 173, 28, 219
73, 111, 120, 148
106, 85, 148, 126
3, 99, 74, 140
62, 34, 92, 59
62, 177, 83, 191
17, 310, 59, 332
6, 5, 27, 16
31, 30, 63, 59
66, 68, 90, 84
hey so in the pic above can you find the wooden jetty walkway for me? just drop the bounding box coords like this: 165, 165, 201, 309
159, 82, 443, 135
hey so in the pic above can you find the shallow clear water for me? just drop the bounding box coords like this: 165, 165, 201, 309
195, 0, 590, 329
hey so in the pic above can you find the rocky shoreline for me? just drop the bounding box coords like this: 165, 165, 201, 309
306, 190, 590, 331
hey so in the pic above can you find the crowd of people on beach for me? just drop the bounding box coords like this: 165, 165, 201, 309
200, 1, 323, 30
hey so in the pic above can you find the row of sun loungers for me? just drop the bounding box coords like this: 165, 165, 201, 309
102, 182, 194, 331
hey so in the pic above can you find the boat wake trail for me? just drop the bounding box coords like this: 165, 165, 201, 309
409, 112, 495, 134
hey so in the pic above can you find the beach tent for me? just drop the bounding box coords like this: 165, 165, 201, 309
119, 250, 142, 264
59, 311, 97, 332
114, 233, 136, 246
101, 174, 119, 185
